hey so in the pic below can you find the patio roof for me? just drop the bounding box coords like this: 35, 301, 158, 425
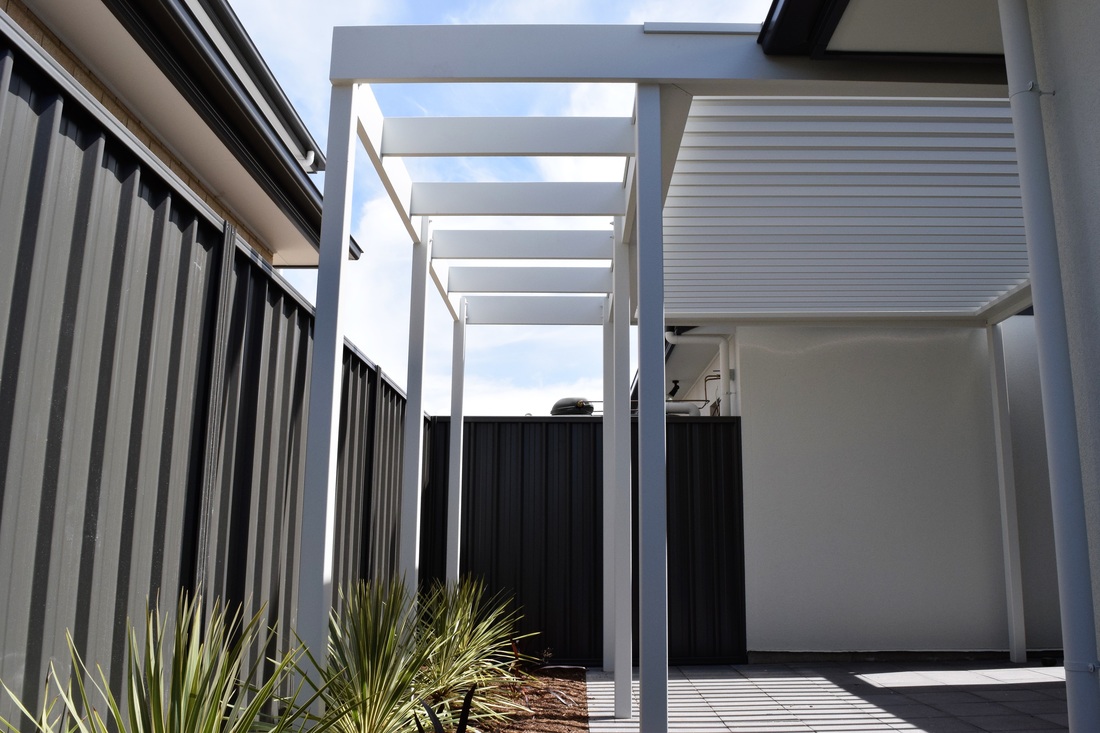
339, 25, 1023, 327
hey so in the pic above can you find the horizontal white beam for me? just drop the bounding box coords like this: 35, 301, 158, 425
464, 295, 605, 325
331, 25, 1007, 93
355, 86, 421, 242
382, 117, 635, 156
432, 229, 613, 259
410, 182, 626, 216
448, 266, 612, 293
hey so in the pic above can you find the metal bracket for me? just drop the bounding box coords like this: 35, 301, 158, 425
1064, 660, 1100, 673
1011, 80, 1055, 97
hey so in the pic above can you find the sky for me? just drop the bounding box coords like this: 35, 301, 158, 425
227, 0, 772, 415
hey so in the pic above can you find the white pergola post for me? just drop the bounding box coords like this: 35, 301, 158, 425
602, 297, 616, 672
400, 217, 432, 587
446, 297, 467, 584
986, 324, 1027, 663
999, 0, 1100, 724
635, 83, 668, 733
299, 83, 358, 661
612, 218, 633, 720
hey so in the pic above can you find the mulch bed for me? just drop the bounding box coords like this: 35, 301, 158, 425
485, 666, 589, 733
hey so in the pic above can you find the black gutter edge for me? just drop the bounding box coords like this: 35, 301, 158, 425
101, 0, 328, 254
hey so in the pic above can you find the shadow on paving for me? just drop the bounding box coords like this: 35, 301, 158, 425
587, 662, 1068, 732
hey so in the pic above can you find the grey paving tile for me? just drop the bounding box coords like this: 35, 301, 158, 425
930, 703, 1017, 717
1034, 712, 1067, 727
999, 700, 1066, 716
907, 692, 988, 705
970, 690, 1050, 703
959, 715, 1057, 731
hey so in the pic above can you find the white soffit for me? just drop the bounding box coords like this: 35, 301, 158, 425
27, 0, 320, 265
828, 0, 1004, 56
663, 96, 1027, 320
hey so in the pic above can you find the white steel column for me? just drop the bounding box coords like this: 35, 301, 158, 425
612, 219, 633, 720
635, 83, 668, 733
987, 324, 1027, 663
602, 296, 616, 672
999, 0, 1100, 725
446, 297, 467, 584
400, 217, 433, 586
299, 83, 358, 661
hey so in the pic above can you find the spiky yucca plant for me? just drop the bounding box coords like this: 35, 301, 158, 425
0, 593, 304, 733
415, 578, 530, 730
313, 579, 437, 733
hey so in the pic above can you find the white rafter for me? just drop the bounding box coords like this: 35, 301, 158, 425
431, 229, 614, 259
381, 117, 634, 157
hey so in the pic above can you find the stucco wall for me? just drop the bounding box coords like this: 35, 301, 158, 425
738, 326, 1008, 651
1028, 0, 1100, 658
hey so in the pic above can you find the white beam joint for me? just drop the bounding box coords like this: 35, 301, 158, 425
354, 85, 422, 242
463, 295, 604, 325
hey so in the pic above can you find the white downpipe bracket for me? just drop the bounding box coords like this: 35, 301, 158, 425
664, 333, 732, 417
999, 0, 1100, 726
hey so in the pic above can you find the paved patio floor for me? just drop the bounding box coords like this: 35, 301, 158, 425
587, 662, 1067, 732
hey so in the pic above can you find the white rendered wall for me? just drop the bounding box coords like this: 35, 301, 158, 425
739, 326, 1007, 652
1001, 316, 1062, 649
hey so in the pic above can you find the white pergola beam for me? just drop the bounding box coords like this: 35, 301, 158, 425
448, 266, 611, 294
354, 85, 421, 243
411, 182, 626, 216
331, 25, 1007, 93
382, 116, 634, 156
431, 229, 613, 259
463, 295, 604, 325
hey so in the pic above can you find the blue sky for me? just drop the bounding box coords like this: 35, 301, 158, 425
228, 0, 771, 415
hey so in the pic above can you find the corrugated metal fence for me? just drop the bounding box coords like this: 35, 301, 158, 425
421, 416, 746, 666
0, 35, 404, 717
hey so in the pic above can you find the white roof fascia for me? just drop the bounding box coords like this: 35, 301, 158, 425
410, 182, 627, 217
464, 295, 606, 325
330, 25, 1006, 97
448, 266, 612, 294
432, 230, 614, 260
355, 85, 421, 242
381, 117, 635, 157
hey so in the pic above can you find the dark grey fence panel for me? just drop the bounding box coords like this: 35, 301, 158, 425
0, 44, 223, 714
193, 244, 313, 669
423, 416, 746, 665
0, 34, 408, 721
422, 417, 605, 663
361, 374, 406, 584
645, 418, 746, 664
